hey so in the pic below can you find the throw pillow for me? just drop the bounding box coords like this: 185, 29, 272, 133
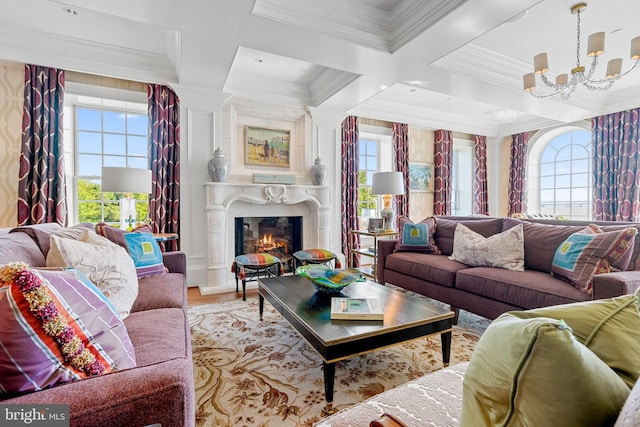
95, 222, 165, 279
123, 232, 167, 279
551, 225, 638, 294
46, 232, 139, 319
582, 223, 637, 271
0, 263, 136, 397
460, 313, 630, 427
394, 216, 441, 254
449, 223, 525, 271
513, 290, 640, 388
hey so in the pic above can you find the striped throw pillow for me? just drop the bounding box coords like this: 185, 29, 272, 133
0, 264, 136, 396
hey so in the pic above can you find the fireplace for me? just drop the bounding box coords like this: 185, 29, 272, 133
204, 183, 334, 295
235, 216, 302, 272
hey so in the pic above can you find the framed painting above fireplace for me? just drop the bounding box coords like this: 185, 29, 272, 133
245, 126, 290, 168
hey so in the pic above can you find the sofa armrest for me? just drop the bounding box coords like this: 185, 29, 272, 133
1, 357, 195, 427
376, 240, 397, 284
163, 251, 187, 276
591, 271, 640, 300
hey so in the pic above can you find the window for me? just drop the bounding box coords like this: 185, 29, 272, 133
358, 137, 379, 219
528, 124, 591, 220
64, 93, 149, 225
451, 139, 473, 216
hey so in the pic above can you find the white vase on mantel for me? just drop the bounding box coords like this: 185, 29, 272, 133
208, 147, 229, 182
309, 157, 327, 186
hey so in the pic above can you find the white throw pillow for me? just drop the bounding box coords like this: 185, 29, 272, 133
449, 223, 525, 271
46, 231, 139, 318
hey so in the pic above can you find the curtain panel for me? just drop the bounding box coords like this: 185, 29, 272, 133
508, 132, 529, 216
473, 134, 489, 215
592, 108, 640, 222
341, 116, 360, 268
148, 84, 181, 251
18, 65, 67, 226
392, 122, 409, 224
433, 130, 453, 215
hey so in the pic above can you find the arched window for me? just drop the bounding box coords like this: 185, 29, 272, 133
528, 123, 591, 220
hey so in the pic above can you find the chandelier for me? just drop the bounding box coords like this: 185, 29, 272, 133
523, 2, 640, 99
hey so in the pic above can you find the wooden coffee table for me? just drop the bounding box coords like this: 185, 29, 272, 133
258, 275, 455, 414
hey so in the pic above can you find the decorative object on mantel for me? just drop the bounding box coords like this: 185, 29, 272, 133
208, 147, 228, 182
252, 174, 295, 185
523, 2, 640, 99
309, 157, 328, 186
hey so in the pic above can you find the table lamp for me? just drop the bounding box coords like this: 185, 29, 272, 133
101, 167, 152, 230
371, 171, 405, 232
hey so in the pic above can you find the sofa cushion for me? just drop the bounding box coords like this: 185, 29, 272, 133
450, 223, 524, 271
512, 291, 640, 388
502, 218, 586, 274
435, 217, 503, 256
0, 264, 136, 397
124, 307, 189, 367
131, 273, 186, 312
395, 216, 440, 254
46, 232, 139, 319
385, 252, 469, 288
95, 222, 153, 248
455, 267, 589, 309
551, 226, 638, 295
0, 232, 46, 267
461, 313, 630, 427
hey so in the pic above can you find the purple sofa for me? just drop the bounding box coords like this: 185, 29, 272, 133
377, 216, 640, 322
0, 223, 195, 427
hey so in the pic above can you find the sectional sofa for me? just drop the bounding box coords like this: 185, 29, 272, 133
0, 223, 195, 427
376, 216, 640, 322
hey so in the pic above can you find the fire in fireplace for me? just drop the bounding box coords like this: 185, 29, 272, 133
234, 216, 302, 272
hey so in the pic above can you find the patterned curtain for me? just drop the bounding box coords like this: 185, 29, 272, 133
508, 132, 529, 216
392, 122, 409, 224
148, 85, 180, 251
433, 130, 453, 215
473, 134, 489, 215
341, 116, 360, 268
592, 108, 640, 221
17, 65, 67, 226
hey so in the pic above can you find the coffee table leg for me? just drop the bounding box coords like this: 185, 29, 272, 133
259, 294, 264, 321
441, 330, 452, 367
322, 361, 336, 416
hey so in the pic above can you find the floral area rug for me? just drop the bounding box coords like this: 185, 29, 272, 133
189, 295, 490, 427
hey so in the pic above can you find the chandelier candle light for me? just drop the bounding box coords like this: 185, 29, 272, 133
523, 2, 640, 99
371, 171, 405, 232
101, 167, 152, 230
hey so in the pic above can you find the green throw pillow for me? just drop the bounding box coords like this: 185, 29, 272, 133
461, 313, 630, 427
511, 291, 640, 388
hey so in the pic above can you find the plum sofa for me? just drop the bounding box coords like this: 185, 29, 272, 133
376, 216, 640, 322
0, 223, 195, 427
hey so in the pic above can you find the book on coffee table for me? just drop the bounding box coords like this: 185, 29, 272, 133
330, 297, 384, 320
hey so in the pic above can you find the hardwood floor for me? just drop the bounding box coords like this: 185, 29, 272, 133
187, 286, 258, 307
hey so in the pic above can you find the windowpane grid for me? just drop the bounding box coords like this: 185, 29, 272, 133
358, 138, 379, 218
538, 130, 591, 220
75, 106, 149, 225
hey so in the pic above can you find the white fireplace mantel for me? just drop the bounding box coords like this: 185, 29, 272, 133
202, 182, 332, 295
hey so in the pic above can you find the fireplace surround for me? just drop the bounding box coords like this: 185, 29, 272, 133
203, 183, 332, 295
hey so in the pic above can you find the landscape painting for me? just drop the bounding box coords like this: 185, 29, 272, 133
409, 162, 434, 192
245, 126, 290, 168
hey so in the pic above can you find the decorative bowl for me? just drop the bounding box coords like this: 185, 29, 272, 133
296, 265, 366, 294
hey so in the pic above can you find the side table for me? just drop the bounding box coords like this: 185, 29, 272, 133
348, 229, 399, 282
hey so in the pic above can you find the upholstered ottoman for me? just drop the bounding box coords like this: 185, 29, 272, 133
231, 253, 282, 300
293, 248, 341, 271
315, 362, 468, 427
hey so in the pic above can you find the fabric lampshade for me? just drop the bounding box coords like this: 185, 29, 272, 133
371, 171, 405, 195
101, 167, 152, 194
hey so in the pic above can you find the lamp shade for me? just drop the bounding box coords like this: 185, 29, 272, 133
101, 167, 152, 194
371, 171, 405, 195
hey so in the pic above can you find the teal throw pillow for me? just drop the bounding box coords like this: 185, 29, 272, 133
123, 233, 166, 279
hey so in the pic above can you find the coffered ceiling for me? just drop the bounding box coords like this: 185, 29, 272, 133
1, 0, 639, 137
